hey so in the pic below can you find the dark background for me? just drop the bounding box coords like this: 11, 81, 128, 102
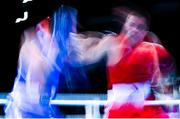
0, 0, 179, 93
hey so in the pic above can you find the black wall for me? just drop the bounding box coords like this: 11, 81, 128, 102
0, 0, 179, 92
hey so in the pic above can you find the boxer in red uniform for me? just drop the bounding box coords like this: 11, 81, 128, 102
77, 7, 174, 118
105, 9, 174, 118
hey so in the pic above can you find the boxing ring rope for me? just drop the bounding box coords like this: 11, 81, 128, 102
0, 93, 180, 118
51, 99, 180, 118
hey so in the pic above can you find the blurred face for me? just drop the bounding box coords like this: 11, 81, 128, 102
122, 14, 148, 45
